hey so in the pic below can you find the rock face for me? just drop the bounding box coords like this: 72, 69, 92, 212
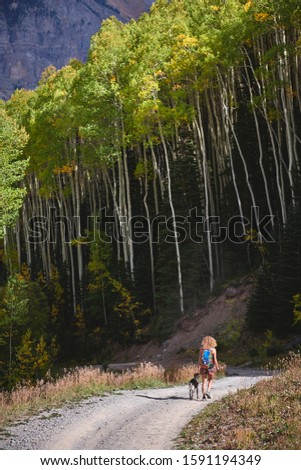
0, 0, 153, 99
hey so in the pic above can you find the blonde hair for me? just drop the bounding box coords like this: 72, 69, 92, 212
201, 336, 217, 349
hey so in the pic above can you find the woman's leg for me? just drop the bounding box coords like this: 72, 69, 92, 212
207, 373, 215, 396
202, 376, 207, 397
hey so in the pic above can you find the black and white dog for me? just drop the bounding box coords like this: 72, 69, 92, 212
189, 373, 200, 400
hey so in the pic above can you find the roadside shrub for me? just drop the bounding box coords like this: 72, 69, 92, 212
0, 362, 198, 429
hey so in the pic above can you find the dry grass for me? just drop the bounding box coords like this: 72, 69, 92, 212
0, 362, 199, 430
177, 352, 301, 450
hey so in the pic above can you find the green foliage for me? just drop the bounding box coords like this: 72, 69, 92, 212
0, 274, 29, 387
0, 109, 29, 238
1, 274, 29, 325
0, 272, 56, 387
256, 329, 284, 359
216, 316, 246, 353
134, 160, 154, 180
293, 294, 301, 324
15, 329, 52, 384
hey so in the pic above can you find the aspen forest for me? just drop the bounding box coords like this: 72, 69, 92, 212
1, 0, 301, 388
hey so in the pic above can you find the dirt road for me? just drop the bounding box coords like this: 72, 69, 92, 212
1, 368, 273, 450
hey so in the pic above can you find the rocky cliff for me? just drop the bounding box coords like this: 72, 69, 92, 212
0, 0, 152, 99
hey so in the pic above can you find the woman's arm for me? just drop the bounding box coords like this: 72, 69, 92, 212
198, 348, 203, 366
212, 348, 219, 370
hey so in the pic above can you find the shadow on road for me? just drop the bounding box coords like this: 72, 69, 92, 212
136, 394, 190, 401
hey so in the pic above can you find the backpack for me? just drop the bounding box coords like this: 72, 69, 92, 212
200, 348, 213, 369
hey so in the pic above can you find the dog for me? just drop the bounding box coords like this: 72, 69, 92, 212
189, 373, 200, 400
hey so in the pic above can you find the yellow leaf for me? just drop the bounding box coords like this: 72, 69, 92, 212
254, 12, 270, 22
244, 1, 253, 12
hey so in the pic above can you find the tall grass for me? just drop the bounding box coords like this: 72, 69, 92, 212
0, 362, 198, 429
177, 352, 301, 450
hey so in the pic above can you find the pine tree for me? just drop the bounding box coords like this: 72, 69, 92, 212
0, 274, 29, 387
272, 210, 301, 335
247, 210, 301, 336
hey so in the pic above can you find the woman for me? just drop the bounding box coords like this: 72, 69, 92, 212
199, 335, 219, 400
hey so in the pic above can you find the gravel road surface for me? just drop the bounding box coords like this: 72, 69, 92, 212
0, 367, 273, 450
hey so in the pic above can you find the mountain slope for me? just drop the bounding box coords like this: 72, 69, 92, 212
0, 0, 152, 99
108, 0, 153, 19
